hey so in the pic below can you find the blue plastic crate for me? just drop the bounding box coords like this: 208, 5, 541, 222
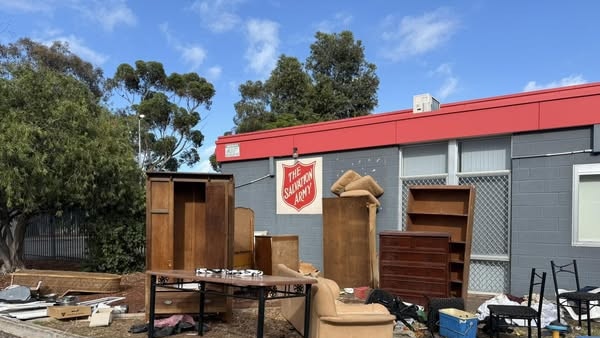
438, 308, 478, 338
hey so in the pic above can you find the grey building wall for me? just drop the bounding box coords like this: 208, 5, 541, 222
221, 146, 400, 270
511, 126, 600, 296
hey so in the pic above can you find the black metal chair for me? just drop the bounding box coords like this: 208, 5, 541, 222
487, 268, 546, 338
551, 259, 600, 337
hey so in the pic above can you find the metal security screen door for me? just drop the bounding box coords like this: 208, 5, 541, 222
460, 173, 510, 293
400, 138, 511, 294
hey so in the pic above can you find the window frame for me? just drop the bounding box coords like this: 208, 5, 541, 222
572, 163, 600, 247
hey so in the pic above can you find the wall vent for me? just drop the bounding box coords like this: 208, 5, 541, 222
413, 93, 440, 113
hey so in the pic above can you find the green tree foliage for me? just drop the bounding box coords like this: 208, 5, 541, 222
306, 31, 379, 119
0, 39, 143, 273
233, 80, 271, 133
265, 56, 316, 128
0, 38, 104, 99
233, 31, 379, 133
108, 61, 215, 171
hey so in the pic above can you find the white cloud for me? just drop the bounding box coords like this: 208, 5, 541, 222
190, 0, 243, 33
245, 19, 279, 77
160, 23, 207, 70
43, 34, 109, 65
202, 144, 216, 158
186, 144, 216, 173
180, 46, 207, 70
380, 8, 459, 62
314, 12, 353, 33
207, 66, 222, 80
0, 0, 136, 31
93, 2, 137, 32
196, 159, 215, 172
0, 0, 53, 13
523, 75, 587, 92
432, 63, 459, 99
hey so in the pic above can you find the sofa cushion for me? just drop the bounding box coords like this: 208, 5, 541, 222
330, 170, 361, 195
344, 175, 384, 197
339, 189, 380, 206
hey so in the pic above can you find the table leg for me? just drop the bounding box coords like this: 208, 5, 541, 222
586, 301, 591, 337
148, 275, 157, 338
199, 281, 206, 336
303, 284, 312, 338
257, 287, 266, 338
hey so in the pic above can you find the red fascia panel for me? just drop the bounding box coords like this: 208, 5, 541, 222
441, 83, 600, 114
216, 83, 600, 162
292, 121, 397, 154
539, 95, 600, 129
228, 135, 295, 161
395, 103, 540, 144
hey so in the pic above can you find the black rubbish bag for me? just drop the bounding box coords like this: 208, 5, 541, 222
365, 289, 422, 331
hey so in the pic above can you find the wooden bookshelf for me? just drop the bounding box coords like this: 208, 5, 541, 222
405, 185, 475, 298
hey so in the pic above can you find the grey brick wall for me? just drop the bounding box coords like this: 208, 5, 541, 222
221, 146, 399, 270
511, 126, 600, 296
221, 125, 600, 296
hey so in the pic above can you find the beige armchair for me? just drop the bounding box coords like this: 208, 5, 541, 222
277, 263, 395, 338
277, 263, 313, 335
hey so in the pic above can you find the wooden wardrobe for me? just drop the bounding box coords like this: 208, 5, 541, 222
145, 172, 235, 320
322, 196, 378, 289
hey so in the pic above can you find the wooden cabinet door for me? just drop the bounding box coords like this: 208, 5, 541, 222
205, 181, 234, 269
147, 179, 173, 270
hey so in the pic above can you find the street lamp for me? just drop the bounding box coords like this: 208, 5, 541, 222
138, 114, 145, 168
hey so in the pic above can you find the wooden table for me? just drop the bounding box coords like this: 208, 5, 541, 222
147, 270, 317, 338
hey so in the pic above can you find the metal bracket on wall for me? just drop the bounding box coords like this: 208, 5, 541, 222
235, 157, 275, 189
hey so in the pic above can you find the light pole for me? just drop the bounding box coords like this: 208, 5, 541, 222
138, 114, 145, 168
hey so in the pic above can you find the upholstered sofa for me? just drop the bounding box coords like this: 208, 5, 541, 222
277, 263, 395, 338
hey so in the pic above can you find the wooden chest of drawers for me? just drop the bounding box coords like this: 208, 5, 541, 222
378, 231, 450, 306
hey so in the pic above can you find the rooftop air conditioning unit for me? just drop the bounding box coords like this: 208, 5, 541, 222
413, 93, 440, 113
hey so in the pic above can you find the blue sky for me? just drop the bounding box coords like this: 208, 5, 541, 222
1, 1, 599, 172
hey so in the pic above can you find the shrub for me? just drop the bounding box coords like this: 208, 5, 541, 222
83, 215, 145, 274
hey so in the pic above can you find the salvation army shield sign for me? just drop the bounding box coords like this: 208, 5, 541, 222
281, 161, 316, 211
276, 157, 323, 214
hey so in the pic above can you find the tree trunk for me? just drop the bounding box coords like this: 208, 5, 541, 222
0, 215, 27, 273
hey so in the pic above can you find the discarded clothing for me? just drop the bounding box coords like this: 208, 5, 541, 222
128, 314, 209, 337
476, 293, 557, 328
154, 314, 195, 328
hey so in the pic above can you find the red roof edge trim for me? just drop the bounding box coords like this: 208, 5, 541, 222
216, 82, 600, 163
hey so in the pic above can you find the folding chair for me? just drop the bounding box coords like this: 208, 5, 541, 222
551, 259, 600, 337
487, 268, 546, 338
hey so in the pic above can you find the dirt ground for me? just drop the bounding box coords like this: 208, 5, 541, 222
0, 261, 305, 337
1, 261, 600, 338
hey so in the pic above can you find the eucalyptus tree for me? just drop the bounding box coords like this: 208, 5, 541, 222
108, 61, 215, 171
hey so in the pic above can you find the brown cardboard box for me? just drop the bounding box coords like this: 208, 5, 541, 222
47, 305, 92, 319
